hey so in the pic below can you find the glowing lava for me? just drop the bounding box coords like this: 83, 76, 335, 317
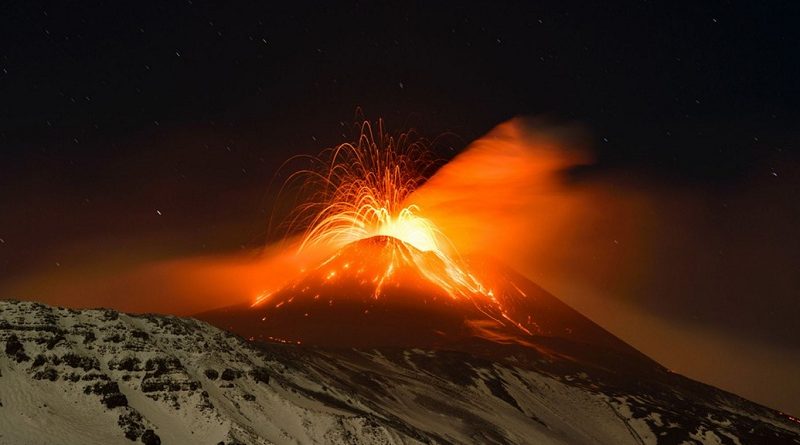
197, 118, 652, 360
293, 120, 447, 255
258, 120, 488, 305
201, 233, 642, 355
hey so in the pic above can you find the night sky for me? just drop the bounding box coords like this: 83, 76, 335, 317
1, 2, 799, 413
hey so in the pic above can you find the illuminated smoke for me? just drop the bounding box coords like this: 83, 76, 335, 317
256, 119, 489, 304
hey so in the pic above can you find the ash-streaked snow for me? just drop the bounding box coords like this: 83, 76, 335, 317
1, 300, 798, 444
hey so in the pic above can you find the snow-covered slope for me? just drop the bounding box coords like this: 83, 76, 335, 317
1, 300, 798, 445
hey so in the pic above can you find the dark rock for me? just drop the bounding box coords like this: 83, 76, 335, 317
32, 354, 46, 368
105, 393, 129, 409
144, 357, 183, 377
83, 331, 96, 344
118, 411, 144, 441
33, 367, 58, 381
104, 334, 123, 343
141, 380, 180, 393
483, 375, 523, 413
46, 333, 66, 350
62, 353, 100, 371
85, 381, 128, 409
249, 367, 270, 385
64, 373, 81, 382
131, 330, 149, 341
82, 372, 111, 381
112, 356, 142, 372
141, 429, 160, 445
5, 334, 29, 362
197, 391, 215, 412
221, 368, 241, 381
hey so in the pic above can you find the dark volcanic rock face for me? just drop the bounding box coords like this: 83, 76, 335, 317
0, 300, 798, 444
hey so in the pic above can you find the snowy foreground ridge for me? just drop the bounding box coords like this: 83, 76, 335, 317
0, 300, 798, 445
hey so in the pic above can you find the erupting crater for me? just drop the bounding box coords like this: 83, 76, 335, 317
198, 120, 652, 366
242, 234, 516, 348
199, 234, 645, 366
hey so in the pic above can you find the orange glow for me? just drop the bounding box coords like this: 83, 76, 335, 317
241, 118, 635, 346
1, 117, 639, 343
258, 120, 490, 305
406, 118, 595, 263
238, 117, 657, 349
290, 121, 446, 255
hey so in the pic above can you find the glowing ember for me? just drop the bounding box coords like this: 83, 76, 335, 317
293, 120, 445, 254
247, 119, 601, 346
256, 120, 490, 305
198, 118, 648, 355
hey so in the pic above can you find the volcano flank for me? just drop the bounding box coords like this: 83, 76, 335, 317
198, 235, 651, 368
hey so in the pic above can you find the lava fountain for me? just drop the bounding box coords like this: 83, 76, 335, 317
256, 120, 492, 305
198, 118, 641, 356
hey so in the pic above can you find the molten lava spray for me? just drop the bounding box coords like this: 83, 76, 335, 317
4, 116, 643, 327
202, 117, 648, 351
245, 117, 627, 345
290, 120, 442, 253
256, 120, 491, 306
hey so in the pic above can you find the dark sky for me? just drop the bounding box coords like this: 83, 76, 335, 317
1, 1, 799, 413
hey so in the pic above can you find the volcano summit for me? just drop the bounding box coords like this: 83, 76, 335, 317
199, 235, 644, 359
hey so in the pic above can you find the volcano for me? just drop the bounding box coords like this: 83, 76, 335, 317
186, 236, 798, 444
199, 236, 654, 368
4, 250, 800, 444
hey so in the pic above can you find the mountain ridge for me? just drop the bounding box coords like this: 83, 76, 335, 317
1, 299, 799, 444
